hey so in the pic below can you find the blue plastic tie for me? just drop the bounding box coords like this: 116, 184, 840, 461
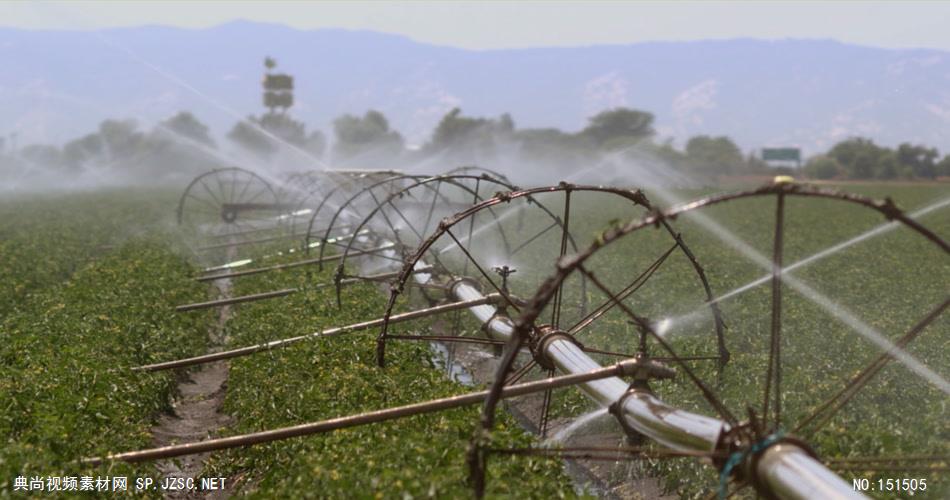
718, 430, 785, 499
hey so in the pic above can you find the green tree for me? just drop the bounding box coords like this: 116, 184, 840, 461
803, 155, 841, 180
827, 138, 889, 179
684, 135, 744, 174
161, 112, 215, 147
876, 151, 899, 179
895, 143, 938, 179
332, 110, 403, 160
579, 108, 655, 149
98, 119, 145, 161
227, 118, 275, 156
426, 108, 514, 157
62, 133, 105, 170
227, 113, 322, 158
514, 127, 594, 168
936, 155, 950, 177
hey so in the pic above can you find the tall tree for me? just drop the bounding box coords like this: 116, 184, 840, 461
896, 143, 939, 179
580, 108, 655, 149
937, 155, 950, 177
684, 135, 744, 173
332, 110, 403, 160
62, 133, 104, 170
227, 117, 275, 156
98, 119, 146, 162
426, 108, 515, 158
161, 112, 215, 147
803, 155, 841, 179
227, 114, 323, 158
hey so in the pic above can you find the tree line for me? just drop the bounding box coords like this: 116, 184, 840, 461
2, 106, 948, 182
803, 139, 950, 180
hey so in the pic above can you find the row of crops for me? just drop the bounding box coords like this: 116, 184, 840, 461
0, 188, 577, 497
0, 193, 212, 495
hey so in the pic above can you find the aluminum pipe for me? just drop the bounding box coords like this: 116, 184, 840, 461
444, 276, 864, 500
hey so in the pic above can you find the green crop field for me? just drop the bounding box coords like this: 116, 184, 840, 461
0, 189, 213, 497
0, 181, 946, 499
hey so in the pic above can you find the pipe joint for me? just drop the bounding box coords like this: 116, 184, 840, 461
607, 356, 675, 445
448, 276, 482, 297
608, 385, 649, 444
529, 326, 581, 371
712, 424, 820, 498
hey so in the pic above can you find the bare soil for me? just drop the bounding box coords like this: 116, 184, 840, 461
151, 276, 236, 499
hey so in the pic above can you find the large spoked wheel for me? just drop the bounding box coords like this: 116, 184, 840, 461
327, 174, 523, 308
176, 167, 285, 255
378, 184, 727, 450
303, 174, 425, 257
281, 171, 337, 238
471, 182, 949, 498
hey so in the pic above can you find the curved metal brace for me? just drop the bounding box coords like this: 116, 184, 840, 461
281, 171, 340, 236
305, 174, 426, 256
300, 178, 361, 250
332, 174, 523, 307
472, 182, 950, 494
444, 166, 513, 185
376, 184, 713, 371
281, 170, 328, 206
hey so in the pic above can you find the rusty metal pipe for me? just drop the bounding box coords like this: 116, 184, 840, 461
85, 358, 642, 466
199, 230, 369, 274
133, 294, 501, 372
197, 231, 308, 251
176, 267, 434, 312
196, 243, 395, 282
175, 288, 298, 312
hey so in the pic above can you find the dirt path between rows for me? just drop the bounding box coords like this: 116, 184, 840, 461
151, 272, 235, 499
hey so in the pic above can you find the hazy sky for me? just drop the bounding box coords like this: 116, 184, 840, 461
2, 1, 950, 51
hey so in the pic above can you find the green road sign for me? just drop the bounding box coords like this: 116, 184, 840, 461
762, 148, 801, 162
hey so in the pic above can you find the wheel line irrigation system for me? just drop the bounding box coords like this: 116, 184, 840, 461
83, 167, 948, 499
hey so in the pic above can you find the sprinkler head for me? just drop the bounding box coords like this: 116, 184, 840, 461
773, 175, 795, 185
491, 265, 516, 279
492, 265, 516, 294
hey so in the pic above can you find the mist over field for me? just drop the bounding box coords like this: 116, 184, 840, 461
3, 21, 950, 192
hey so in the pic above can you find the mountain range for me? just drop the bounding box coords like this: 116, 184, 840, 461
3, 20, 950, 156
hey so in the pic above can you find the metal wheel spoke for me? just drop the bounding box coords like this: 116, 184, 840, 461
550, 190, 571, 328
421, 180, 442, 238
508, 221, 559, 258
235, 172, 255, 204
505, 359, 537, 386
577, 264, 737, 426
210, 171, 227, 205
444, 228, 520, 312
567, 243, 677, 335
763, 193, 786, 429
185, 193, 221, 214
198, 178, 223, 206
793, 298, 949, 437
538, 369, 555, 437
